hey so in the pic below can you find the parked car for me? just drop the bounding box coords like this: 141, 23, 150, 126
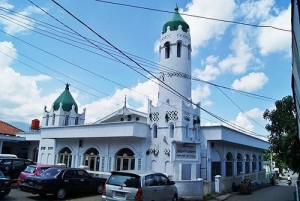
0, 158, 35, 181
20, 167, 107, 199
0, 170, 11, 198
17, 164, 61, 186
0, 154, 17, 158
102, 171, 178, 201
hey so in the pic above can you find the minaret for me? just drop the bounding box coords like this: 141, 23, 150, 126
42, 84, 85, 127
158, 6, 191, 105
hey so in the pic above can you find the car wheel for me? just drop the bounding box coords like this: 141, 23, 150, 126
56, 188, 66, 200
97, 184, 103, 194
172, 194, 178, 201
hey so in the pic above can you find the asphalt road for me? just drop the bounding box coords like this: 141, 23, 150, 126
2, 188, 102, 201
225, 179, 297, 201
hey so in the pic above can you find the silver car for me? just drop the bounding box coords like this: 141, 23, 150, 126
102, 171, 178, 201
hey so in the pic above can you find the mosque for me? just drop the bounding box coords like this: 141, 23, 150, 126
18, 7, 268, 195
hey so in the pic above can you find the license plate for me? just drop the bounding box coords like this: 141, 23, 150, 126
115, 191, 125, 197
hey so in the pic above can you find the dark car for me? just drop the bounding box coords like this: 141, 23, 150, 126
17, 164, 64, 186
0, 170, 11, 198
20, 167, 107, 199
0, 158, 35, 181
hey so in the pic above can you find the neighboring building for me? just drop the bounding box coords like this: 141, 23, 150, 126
292, 0, 300, 140
18, 7, 268, 196
0, 120, 28, 158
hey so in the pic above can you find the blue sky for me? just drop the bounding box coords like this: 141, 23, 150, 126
0, 0, 291, 137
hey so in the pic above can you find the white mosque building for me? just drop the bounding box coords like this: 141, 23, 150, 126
18, 7, 268, 196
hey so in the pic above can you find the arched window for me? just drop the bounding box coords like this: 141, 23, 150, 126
75, 117, 79, 125
83, 148, 100, 171
115, 148, 135, 171
58, 147, 72, 167
164, 42, 170, 59
258, 156, 262, 171
188, 44, 191, 60
169, 123, 174, 138
237, 153, 242, 175
252, 154, 257, 172
185, 125, 189, 139
226, 152, 234, 176
153, 124, 157, 138
65, 115, 69, 126
177, 41, 182, 57
245, 154, 250, 173
46, 114, 49, 126
52, 114, 55, 125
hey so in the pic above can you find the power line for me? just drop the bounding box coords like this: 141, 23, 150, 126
0, 1, 269, 136
49, 0, 265, 137
0, 5, 276, 103
94, 0, 291, 32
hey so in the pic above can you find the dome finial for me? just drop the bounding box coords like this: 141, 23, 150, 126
175, 4, 179, 12
66, 83, 70, 90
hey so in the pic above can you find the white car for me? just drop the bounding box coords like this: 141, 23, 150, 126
102, 171, 178, 201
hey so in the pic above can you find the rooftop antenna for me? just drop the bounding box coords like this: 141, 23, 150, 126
124, 95, 127, 108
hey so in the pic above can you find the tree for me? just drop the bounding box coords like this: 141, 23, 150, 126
263, 95, 300, 174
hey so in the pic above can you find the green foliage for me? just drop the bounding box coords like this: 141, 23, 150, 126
263, 96, 300, 174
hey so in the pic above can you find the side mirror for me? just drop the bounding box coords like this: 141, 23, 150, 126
169, 180, 175, 185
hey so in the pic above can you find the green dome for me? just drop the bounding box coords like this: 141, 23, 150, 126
53, 84, 78, 113
162, 7, 189, 34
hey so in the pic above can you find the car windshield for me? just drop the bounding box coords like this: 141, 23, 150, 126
24, 166, 37, 173
41, 168, 62, 178
107, 173, 140, 188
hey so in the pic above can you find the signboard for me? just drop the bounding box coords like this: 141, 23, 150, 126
176, 143, 197, 159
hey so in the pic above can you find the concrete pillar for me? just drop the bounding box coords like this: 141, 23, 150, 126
221, 159, 226, 177
191, 164, 197, 180
233, 159, 237, 175
249, 159, 253, 173
241, 172, 245, 180
214, 175, 222, 193
242, 158, 245, 173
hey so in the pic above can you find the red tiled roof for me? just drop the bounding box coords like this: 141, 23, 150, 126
0, 120, 23, 136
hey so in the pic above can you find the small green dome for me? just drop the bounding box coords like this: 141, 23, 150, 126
162, 7, 189, 34
53, 84, 78, 113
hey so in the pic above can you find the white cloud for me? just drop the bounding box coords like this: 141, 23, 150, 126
231, 107, 265, 134
192, 84, 211, 104
193, 65, 220, 82
231, 72, 268, 92
238, 0, 275, 22
193, 55, 220, 81
182, 0, 236, 54
258, 5, 291, 55
218, 29, 255, 74
82, 80, 158, 123
0, 2, 45, 35
0, 41, 52, 123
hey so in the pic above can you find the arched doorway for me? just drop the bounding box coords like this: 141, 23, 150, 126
252, 154, 257, 172
58, 147, 72, 167
83, 148, 100, 171
211, 150, 221, 180
32, 147, 38, 162
237, 153, 242, 175
115, 148, 135, 171
245, 154, 250, 173
226, 152, 234, 176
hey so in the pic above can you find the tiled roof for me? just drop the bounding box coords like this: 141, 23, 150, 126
0, 120, 23, 136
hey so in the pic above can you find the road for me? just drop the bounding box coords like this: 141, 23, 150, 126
2, 188, 102, 201
225, 179, 296, 201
